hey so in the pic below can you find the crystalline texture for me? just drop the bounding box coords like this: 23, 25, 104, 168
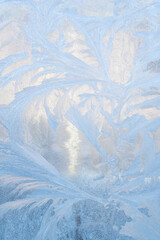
0, 0, 160, 239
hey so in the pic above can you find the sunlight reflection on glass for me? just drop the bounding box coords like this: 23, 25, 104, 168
65, 121, 81, 175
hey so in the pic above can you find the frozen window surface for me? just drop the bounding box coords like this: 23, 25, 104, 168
0, 0, 160, 239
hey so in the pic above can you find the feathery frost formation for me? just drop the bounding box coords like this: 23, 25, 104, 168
0, 0, 160, 239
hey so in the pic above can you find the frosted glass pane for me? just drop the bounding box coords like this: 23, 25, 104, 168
0, 0, 160, 239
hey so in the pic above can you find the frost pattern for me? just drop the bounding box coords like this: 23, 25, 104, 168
0, 0, 160, 239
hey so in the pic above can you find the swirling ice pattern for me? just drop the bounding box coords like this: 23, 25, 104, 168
0, 0, 160, 239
